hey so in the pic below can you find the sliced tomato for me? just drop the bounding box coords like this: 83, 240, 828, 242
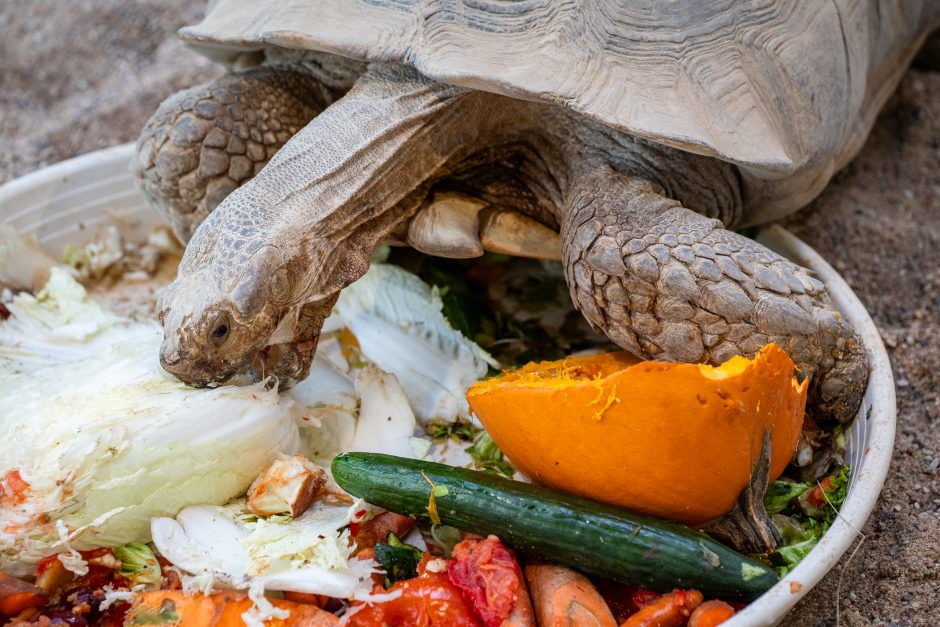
353, 512, 416, 551
447, 536, 519, 627
35, 555, 77, 596
804, 476, 835, 509
347, 559, 482, 627
71, 549, 121, 592
630, 587, 663, 611
100, 602, 130, 627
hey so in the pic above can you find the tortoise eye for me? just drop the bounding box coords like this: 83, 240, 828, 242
210, 313, 232, 346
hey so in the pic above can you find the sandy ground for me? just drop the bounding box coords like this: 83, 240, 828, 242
1, 2, 937, 625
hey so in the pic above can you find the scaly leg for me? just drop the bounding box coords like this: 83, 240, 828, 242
135, 52, 362, 241
562, 165, 867, 424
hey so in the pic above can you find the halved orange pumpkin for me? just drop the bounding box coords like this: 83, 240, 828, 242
467, 344, 807, 526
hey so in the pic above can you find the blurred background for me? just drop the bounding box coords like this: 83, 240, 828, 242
1, 2, 938, 624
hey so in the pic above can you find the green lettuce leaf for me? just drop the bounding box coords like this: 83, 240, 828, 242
768, 465, 851, 575
114, 542, 162, 589
798, 465, 850, 524
465, 431, 515, 480
764, 479, 812, 515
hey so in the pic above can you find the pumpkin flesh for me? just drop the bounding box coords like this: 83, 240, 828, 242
467, 344, 807, 526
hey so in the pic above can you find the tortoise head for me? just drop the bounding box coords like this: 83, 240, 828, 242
153, 63, 485, 387
156, 209, 312, 387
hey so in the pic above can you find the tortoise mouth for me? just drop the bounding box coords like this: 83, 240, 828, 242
160, 344, 290, 388
159, 334, 247, 388
160, 354, 240, 388
252, 344, 280, 379
248, 339, 316, 389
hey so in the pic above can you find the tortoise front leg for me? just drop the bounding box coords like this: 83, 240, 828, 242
562, 166, 867, 424
135, 53, 362, 242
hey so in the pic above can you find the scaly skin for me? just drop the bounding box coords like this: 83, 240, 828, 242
155, 66, 467, 387
562, 167, 866, 422
145, 64, 867, 421
135, 52, 363, 242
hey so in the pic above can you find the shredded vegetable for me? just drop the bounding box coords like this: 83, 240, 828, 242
150, 500, 396, 601
0, 270, 299, 572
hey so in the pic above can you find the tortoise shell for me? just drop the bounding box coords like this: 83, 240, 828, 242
180, 0, 938, 217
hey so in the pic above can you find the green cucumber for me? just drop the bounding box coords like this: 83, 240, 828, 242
332, 452, 777, 601
374, 533, 423, 586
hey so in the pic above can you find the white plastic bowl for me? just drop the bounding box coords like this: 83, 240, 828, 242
0, 144, 896, 625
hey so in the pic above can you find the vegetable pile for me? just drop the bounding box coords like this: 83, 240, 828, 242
331, 454, 778, 601
0, 270, 299, 572
0, 247, 859, 626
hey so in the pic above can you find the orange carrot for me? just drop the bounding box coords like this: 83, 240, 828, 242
688, 600, 735, 627
619, 589, 703, 627
500, 560, 535, 627
525, 563, 617, 627
0, 572, 45, 616
126, 591, 338, 626
0, 591, 46, 617
353, 511, 415, 550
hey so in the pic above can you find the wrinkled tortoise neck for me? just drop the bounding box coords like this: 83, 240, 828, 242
237, 63, 532, 299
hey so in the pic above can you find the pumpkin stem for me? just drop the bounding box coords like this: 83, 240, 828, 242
703, 429, 781, 553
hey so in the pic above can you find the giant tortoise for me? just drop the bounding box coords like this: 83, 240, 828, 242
135, 1, 940, 426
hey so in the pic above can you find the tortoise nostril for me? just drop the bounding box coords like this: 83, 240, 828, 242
160, 344, 183, 368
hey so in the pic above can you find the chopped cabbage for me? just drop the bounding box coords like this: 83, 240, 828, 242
0, 261, 500, 575
0, 270, 299, 572
330, 264, 498, 424
0, 267, 131, 371
151, 500, 397, 601
62, 225, 125, 283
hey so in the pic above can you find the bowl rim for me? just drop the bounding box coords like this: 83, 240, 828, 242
0, 146, 897, 626
727, 226, 897, 625
0, 143, 135, 215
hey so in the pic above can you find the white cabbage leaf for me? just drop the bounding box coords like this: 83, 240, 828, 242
0, 267, 133, 371
348, 365, 418, 459
0, 270, 299, 572
331, 264, 497, 425
151, 500, 397, 601
287, 354, 358, 464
